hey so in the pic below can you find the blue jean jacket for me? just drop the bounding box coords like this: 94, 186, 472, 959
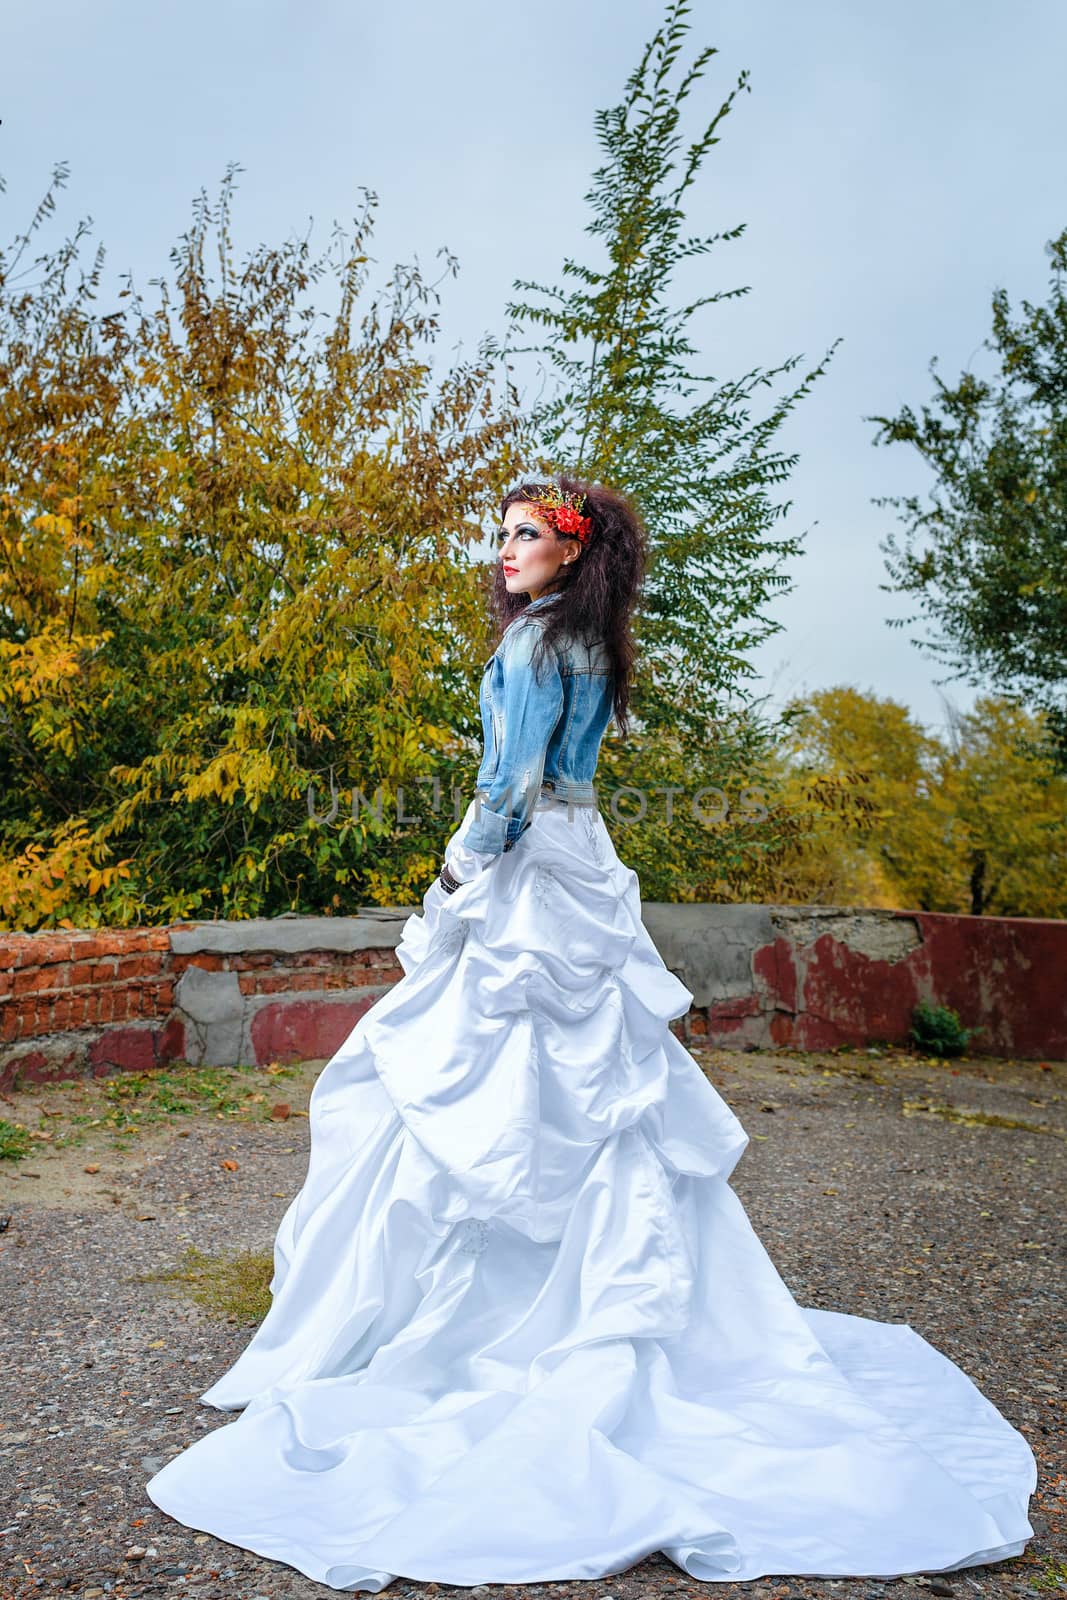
457, 593, 615, 857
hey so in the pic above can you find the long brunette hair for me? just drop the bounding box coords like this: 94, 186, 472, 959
492, 474, 646, 734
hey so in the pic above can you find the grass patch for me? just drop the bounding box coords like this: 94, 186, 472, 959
137, 1244, 275, 1324
10, 1058, 305, 1157
1033, 1556, 1067, 1593
0, 1119, 31, 1162
64, 1062, 296, 1139
902, 1098, 1066, 1138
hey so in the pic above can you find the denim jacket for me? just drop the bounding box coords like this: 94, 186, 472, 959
457, 593, 615, 857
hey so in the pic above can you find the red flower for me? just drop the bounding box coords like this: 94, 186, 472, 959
529, 487, 594, 545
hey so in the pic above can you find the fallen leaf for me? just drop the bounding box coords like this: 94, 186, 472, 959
84, 1164, 100, 1174
220, 1159, 239, 1172
269, 1102, 291, 1120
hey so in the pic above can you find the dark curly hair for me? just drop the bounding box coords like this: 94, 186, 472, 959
492, 473, 647, 734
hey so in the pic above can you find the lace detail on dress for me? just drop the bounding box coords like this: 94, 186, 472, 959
531, 864, 557, 910
456, 1217, 490, 1256
581, 806, 606, 866
435, 919, 468, 958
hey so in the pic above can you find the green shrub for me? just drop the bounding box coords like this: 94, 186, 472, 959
910, 1001, 975, 1058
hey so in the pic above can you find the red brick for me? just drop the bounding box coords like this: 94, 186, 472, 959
183, 953, 225, 973
140, 984, 171, 1020
116, 953, 164, 981
77, 932, 136, 960
157, 1015, 186, 1062
250, 996, 379, 1064
286, 971, 337, 994
22, 996, 51, 1035
12, 966, 50, 996
89, 1026, 158, 1073
28, 936, 77, 967
0, 1048, 48, 1091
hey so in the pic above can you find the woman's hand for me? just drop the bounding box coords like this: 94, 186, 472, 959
441, 838, 497, 889
438, 861, 464, 895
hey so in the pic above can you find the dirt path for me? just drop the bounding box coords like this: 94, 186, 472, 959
1, 1046, 1064, 1600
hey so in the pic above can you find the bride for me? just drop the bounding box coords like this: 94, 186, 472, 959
146, 475, 1036, 1591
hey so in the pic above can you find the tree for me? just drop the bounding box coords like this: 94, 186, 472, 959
872, 226, 1067, 764
776, 687, 1067, 918
488, 0, 838, 899
0, 164, 525, 928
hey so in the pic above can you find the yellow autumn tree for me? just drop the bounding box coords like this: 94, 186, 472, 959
769, 686, 1067, 916
0, 165, 527, 929
940, 697, 1067, 917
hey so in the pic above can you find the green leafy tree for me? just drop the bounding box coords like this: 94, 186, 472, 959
872, 225, 1067, 764
491, 0, 838, 896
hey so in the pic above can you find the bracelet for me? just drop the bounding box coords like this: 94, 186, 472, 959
438, 862, 463, 895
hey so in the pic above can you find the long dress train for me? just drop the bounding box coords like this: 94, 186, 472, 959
145, 797, 1036, 1591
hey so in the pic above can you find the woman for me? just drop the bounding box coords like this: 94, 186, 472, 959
147, 475, 1036, 1591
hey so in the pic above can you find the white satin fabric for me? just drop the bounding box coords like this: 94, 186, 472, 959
146, 800, 1036, 1591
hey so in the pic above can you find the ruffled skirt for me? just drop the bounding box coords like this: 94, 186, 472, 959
146, 799, 1036, 1591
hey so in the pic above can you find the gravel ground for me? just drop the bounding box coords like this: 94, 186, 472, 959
1, 1045, 1064, 1600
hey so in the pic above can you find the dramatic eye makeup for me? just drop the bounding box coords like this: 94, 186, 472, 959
496, 522, 541, 544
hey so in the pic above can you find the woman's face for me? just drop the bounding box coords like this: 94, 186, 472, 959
496, 501, 580, 601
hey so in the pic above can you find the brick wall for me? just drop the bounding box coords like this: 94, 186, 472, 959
2, 903, 1064, 1089
0, 915, 402, 1090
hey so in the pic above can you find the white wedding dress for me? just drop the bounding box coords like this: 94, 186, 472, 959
146, 798, 1036, 1591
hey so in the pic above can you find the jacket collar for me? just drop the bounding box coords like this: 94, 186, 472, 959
525, 592, 562, 613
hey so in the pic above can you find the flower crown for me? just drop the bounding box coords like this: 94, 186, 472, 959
526, 484, 594, 545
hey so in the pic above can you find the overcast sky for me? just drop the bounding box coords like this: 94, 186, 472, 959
3, 0, 1064, 729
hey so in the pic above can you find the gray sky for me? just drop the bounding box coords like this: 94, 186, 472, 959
3, 0, 1064, 730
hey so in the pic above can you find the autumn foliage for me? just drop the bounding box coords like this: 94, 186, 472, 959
1, 166, 527, 927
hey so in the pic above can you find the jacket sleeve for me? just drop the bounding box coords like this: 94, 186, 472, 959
454, 620, 564, 860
